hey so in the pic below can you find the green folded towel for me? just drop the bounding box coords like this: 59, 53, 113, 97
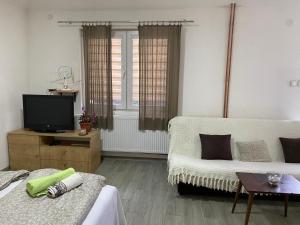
26, 168, 75, 197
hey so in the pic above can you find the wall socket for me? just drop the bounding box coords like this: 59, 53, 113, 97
290, 80, 298, 87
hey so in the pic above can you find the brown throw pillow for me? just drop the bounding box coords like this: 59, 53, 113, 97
279, 137, 300, 163
199, 134, 232, 160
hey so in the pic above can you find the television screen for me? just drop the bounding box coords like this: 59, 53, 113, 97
23, 95, 74, 132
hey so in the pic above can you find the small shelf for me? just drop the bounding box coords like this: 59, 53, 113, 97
48, 89, 79, 101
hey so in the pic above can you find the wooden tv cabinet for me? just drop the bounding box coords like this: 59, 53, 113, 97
7, 129, 101, 173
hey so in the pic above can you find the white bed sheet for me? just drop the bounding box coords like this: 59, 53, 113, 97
83, 185, 127, 225
0, 181, 127, 225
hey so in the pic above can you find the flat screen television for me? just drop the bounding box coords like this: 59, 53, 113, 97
23, 94, 74, 132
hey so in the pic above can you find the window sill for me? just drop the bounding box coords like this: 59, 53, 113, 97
113, 109, 138, 119
75, 110, 138, 119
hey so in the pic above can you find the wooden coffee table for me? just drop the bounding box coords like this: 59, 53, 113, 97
232, 172, 300, 225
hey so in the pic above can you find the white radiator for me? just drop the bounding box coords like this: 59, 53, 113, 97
75, 115, 169, 154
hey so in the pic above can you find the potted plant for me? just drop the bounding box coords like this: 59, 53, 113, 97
79, 107, 98, 132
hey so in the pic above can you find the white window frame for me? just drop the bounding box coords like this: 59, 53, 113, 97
126, 31, 139, 110
111, 31, 127, 110
112, 30, 139, 111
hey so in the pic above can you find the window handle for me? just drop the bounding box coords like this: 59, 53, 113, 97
122, 70, 126, 80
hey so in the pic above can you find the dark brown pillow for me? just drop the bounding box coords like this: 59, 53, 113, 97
279, 137, 300, 163
199, 134, 232, 160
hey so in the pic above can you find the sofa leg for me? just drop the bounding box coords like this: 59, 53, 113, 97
177, 182, 194, 195
177, 182, 235, 196
177, 183, 185, 195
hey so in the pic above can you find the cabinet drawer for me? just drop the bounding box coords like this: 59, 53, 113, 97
40, 160, 89, 172
9, 144, 40, 158
10, 157, 40, 171
8, 134, 39, 145
40, 145, 89, 162
9, 154, 40, 162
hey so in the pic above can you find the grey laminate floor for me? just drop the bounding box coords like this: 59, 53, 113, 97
96, 158, 300, 225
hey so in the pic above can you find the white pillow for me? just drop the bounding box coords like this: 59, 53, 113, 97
236, 140, 272, 162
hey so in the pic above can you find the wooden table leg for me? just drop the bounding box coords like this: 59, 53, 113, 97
232, 181, 242, 213
244, 192, 254, 225
284, 194, 289, 217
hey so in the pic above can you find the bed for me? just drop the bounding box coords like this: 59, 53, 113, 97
0, 170, 127, 225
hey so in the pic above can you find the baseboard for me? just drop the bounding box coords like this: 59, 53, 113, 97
102, 151, 167, 160
1, 166, 10, 171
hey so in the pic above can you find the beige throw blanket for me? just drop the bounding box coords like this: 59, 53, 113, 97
0, 169, 105, 225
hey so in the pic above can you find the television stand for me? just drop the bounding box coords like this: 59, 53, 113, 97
7, 129, 101, 172
33, 130, 66, 133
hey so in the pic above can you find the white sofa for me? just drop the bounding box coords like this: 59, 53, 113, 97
168, 116, 300, 192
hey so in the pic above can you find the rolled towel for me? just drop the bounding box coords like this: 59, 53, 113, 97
26, 168, 75, 197
47, 173, 83, 198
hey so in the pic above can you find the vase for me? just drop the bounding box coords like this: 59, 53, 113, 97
80, 122, 92, 132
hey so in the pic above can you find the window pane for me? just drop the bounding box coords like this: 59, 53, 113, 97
132, 38, 139, 107
111, 38, 122, 107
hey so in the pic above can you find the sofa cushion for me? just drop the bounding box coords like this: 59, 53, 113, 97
280, 137, 300, 163
168, 153, 300, 192
199, 134, 232, 160
237, 140, 272, 162
168, 117, 300, 162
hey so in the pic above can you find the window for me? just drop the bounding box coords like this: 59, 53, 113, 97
111, 31, 139, 110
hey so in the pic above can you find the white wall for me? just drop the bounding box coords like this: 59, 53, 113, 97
27, 8, 228, 115
0, 0, 29, 169
27, 1, 300, 119
230, 2, 300, 120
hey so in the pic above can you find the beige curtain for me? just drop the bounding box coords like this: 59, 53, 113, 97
82, 25, 113, 130
138, 25, 181, 131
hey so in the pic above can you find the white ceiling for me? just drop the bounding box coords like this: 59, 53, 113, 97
6, 0, 295, 10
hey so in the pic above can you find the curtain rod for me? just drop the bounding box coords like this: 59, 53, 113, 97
57, 19, 194, 25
